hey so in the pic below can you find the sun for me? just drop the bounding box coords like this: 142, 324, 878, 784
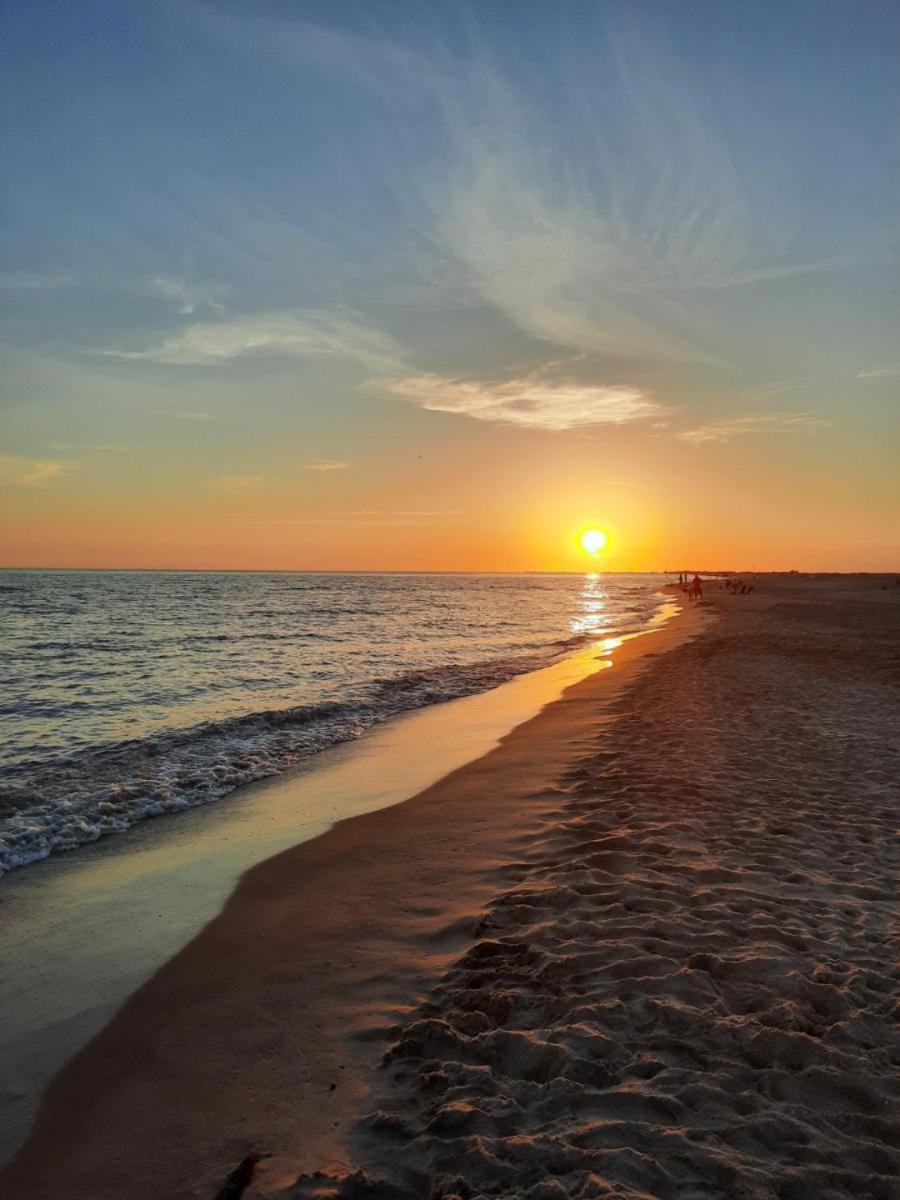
579, 528, 608, 556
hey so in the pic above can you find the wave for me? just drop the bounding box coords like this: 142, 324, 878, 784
0, 596, 668, 876
0, 635, 597, 875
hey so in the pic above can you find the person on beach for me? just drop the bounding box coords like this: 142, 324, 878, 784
691, 574, 703, 600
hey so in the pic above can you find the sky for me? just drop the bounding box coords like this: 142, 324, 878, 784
1, 0, 898, 571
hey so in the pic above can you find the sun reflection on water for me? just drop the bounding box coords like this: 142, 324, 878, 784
570, 573, 611, 637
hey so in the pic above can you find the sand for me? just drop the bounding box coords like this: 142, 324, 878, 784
3, 578, 898, 1200
0, 627, 640, 1166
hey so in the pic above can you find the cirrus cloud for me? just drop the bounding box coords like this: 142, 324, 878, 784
214, 474, 262, 494
676, 412, 829, 444
377, 373, 664, 431
0, 455, 65, 486
0, 272, 72, 291
149, 276, 226, 316
99, 309, 404, 372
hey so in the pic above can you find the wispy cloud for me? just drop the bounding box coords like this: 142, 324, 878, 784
243, 514, 461, 527
377, 372, 663, 431
189, 12, 821, 373
393, 509, 463, 516
214, 474, 262, 494
100, 310, 404, 371
47, 441, 128, 453
738, 378, 817, 405
150, 408, 215, 420
302, 459, 349, 471
0, 455, 65, 486
856, 368, 898, 379
149, 276, 225, 315
426, 31, 818, 369
335, 508, 464, 517
676, 412, 829, 444
0, 272, 72, 291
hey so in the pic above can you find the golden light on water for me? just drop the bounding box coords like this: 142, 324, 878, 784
579, 528, 608, 556
570, 573, 607, 636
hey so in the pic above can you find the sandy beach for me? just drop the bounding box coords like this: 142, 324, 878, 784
3, 577, 898, 1200
6, 3, 898, 1195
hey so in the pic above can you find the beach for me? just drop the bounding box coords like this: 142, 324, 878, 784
2, 576, 898, 1199
0, 613, 663, 1166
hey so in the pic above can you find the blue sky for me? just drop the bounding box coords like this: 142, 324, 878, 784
1, 0, 898, 569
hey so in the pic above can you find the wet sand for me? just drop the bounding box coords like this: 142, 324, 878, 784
0, 627, 650, 1167
4, 577, 899, 1199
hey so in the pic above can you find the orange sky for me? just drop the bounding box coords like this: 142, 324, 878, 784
3, 411, 897, 572
2, 4, 898, 573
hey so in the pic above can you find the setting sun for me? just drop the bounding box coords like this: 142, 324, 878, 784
579, 528, 608, 556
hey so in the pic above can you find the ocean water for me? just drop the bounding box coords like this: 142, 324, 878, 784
0, 571, 669, 874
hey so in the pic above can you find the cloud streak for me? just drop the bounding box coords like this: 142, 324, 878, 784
378, 373, 663, 431
149, 276, 226, 315
214, 474, 262, 493
425, 29, 818, 368
0, 272, 72, 291
676, 412, 829, 444
302, 460, 349, 471
0, 455, 65, 486
190, 11, 821, 374
150, 409, 215, 420
100, 310, 404, 372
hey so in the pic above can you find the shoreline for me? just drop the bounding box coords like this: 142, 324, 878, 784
0, 596, 681, 1171
1, 576, 669, 879
0, 595, 706, 1198
4, 576, 897, 1199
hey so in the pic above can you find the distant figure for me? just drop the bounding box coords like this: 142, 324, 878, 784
691, 574, 703, 601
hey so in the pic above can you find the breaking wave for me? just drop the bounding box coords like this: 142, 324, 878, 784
0, 571, 668, 874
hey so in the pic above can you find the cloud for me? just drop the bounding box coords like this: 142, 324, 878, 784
393, 509, 463, 516
302, 460, 349, 471
188, 12, 822, 373
425, 31, 819, 369
214, 474, 262, 493
377, 372, 663, 431
0, 272, 72, 291
856, 368, 898, 379
243, 514, 462, 527
100, 310, 404, 371
47, 441, 127, 453
149, 276, 225, 315
0, 455, 65, 486
738, 377, 817, 404
319, 509, 463, 516
676, 412, 829, 444
150, 409, 215, 420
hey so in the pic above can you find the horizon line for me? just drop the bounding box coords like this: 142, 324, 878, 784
1, 565, 897, 577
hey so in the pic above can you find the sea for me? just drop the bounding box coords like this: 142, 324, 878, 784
0, 570, 670, 875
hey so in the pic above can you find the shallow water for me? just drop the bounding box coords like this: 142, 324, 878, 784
0, 570, 667, 871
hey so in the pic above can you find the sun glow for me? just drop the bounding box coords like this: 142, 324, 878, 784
579, 528, 608, 556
